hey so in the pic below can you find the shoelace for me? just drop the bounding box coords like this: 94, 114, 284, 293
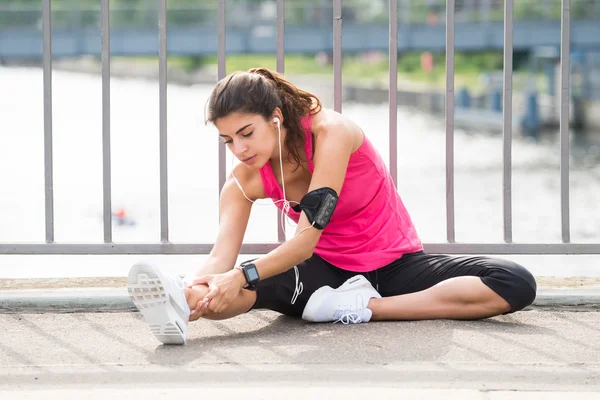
332, 294, 365, 324
333, 310, 363, 324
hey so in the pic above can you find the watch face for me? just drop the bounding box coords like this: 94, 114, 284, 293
246, 265, 259, 282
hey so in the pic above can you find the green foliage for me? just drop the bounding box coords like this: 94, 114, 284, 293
176, 51, 520, 92
512, 0, 597, 20
1, 0, 597, 30
0, 0, 219, 29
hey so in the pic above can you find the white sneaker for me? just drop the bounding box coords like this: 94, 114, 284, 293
302, 275, 381, 324
337, 274, 373, 291
127, 262, 190, 345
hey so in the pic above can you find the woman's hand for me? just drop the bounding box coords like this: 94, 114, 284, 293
183, 286, 210, 322
185, 269, 246, 317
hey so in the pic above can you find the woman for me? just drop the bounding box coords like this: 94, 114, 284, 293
127, 67, 536, 345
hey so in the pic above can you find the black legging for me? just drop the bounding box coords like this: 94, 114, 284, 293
252, 251, 537, 318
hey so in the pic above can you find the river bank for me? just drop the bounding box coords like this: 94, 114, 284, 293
20, 56, 600, 134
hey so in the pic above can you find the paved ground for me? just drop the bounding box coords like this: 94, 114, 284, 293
0, 308, 598, 398
1, 276, 599, 397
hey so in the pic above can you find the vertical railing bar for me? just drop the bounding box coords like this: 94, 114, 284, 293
445, 0, 456, 243
502, 0, 514, 243
389, 0, 398, 188
560, 0, 571, 243
158, 0, 169, 242
276, 0, 286, 242
218, 0, 227, 195
276, 0, 285, 75
333, 0, 342, 113
101, 0, 112, 243
42, 0, 54, 243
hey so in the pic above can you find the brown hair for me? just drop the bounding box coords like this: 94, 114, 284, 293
205, 67, 322, 168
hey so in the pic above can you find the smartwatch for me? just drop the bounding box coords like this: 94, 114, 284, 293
236, 260, 260, 290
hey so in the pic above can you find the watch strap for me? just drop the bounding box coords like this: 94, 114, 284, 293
235, 262, 259, 290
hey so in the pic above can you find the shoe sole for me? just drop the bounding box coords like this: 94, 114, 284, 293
127, 263, 187, 345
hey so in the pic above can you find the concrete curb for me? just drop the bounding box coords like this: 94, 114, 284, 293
1, 287, 600, 313
0, 288, 136, 313
531, 287, 600, 308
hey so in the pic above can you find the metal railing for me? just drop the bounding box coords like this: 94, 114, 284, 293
1, 0, 599, 256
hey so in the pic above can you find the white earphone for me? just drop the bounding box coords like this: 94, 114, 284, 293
231, 113, 314, 236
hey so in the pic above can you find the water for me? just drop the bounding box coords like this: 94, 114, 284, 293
1, 66, 599, 279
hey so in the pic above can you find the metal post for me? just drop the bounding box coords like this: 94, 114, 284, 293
559, 0, 571, 243
159, 0, 169, 243
502, 0, 514, 243
42, 0, 54, 243
333, 0, 342, 113
218, 0, 227, 196
445, 0, 456, 243
276, 0, 286, 242
101, 0, 112, 242
389, 0, 398, 188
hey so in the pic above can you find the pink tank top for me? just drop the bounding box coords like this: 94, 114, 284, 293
259, 114, 423, 272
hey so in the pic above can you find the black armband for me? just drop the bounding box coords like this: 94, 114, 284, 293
296, 187, 338, 230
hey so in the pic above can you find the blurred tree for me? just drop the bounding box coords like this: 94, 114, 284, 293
0, 0, 51, 28
1, 0, 596, 32
165, 0, 217, 27
513, 0, 597, 20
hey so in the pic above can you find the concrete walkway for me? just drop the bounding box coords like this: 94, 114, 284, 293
0, 309, 599, 398
1, 277, 599, 397
0, 310, 600, 400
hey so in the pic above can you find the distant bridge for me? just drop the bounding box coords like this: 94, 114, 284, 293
1, 20, 600, 59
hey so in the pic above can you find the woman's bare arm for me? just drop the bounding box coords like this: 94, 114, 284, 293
188, 164, 262, 276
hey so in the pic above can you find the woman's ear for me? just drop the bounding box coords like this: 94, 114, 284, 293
271, 108, 283, 126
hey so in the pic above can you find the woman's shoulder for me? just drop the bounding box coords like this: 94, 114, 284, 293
226, 163, 266, 201
311, 107, 364, 151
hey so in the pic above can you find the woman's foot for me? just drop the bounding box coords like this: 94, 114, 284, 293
301, 275, 381, 324
127, 262, 191, 345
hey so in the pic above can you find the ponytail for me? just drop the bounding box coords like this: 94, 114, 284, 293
206, 67, 321, 168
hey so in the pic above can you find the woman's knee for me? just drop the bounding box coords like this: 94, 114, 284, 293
485, 258, 537, 312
